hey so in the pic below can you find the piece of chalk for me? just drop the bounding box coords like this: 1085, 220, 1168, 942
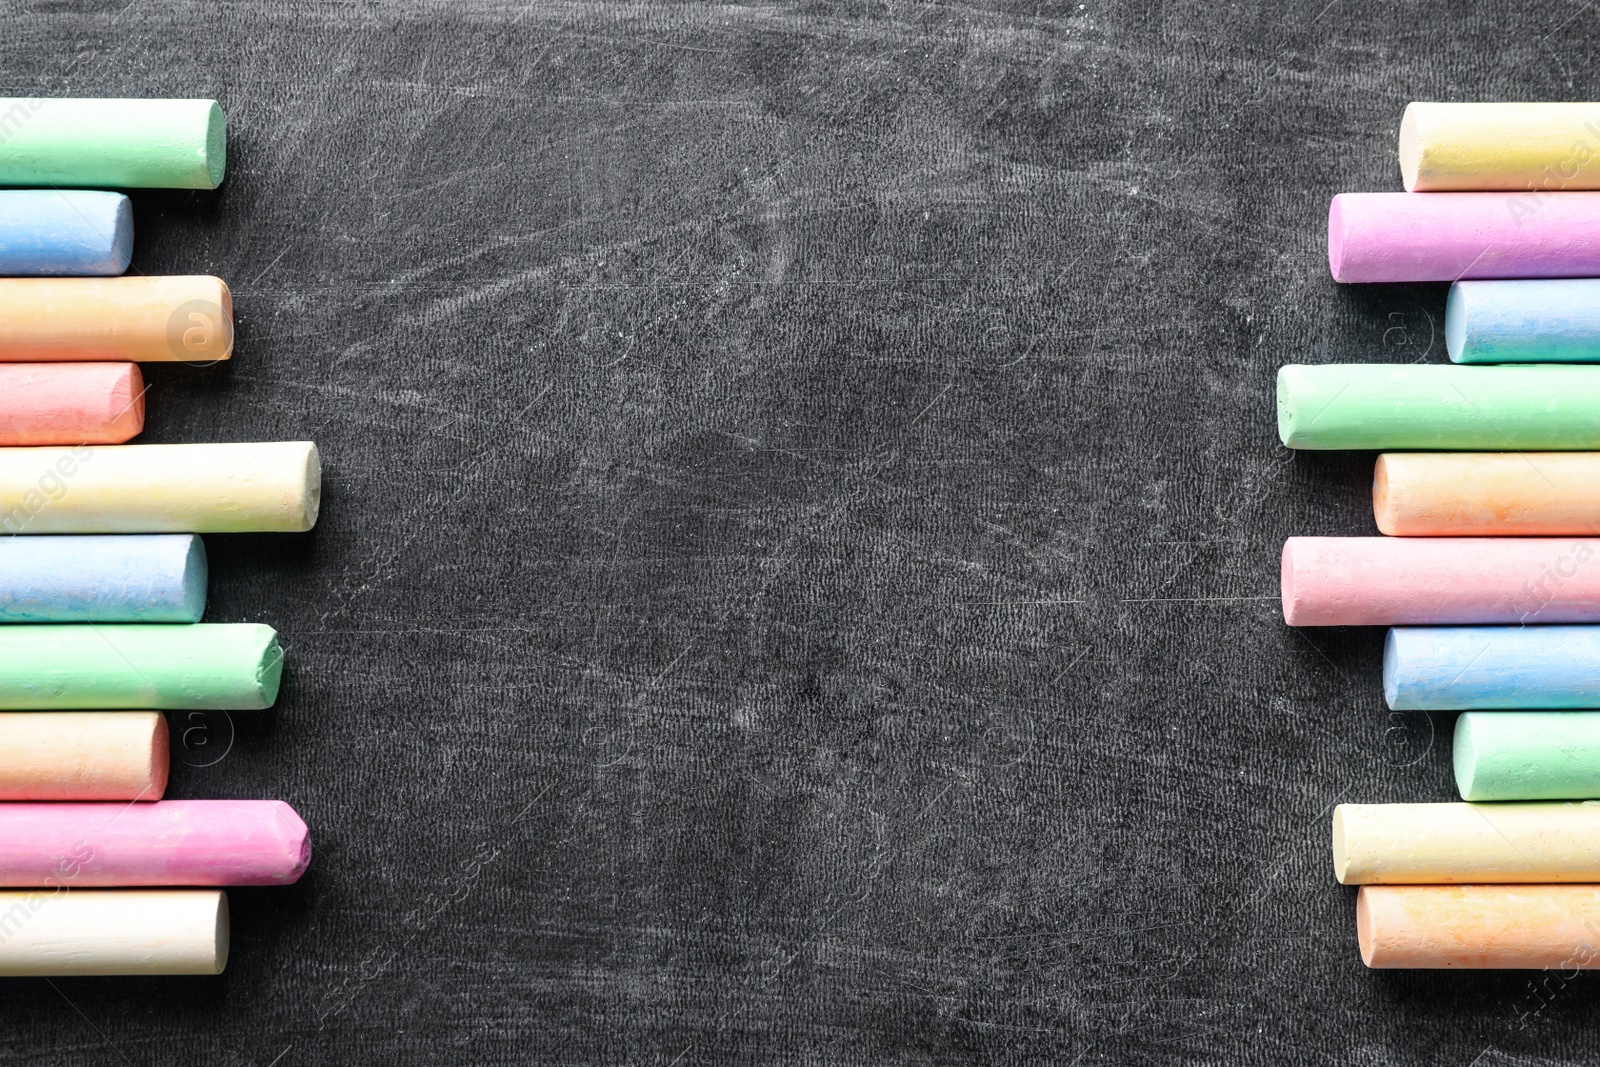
1282, 536, 1600, 626
0, 800, 307, 886
0, 712, 166, 801
0, 623, 281, 710
0, 98, 224, 189
0, 442, 319, 534
0, 363, 143, 446
1335, 801, 1600, 884
1455, 712, 1600, 801
1400, 102, 1600, 192
1358, 884, 1600, 969
1329, 191, 1600, 283
1384, 625, 1600, 710
0, 190, 130, 275
0, 277, 231, 363
1375, 452, 1600, 536
1277, 364, 1600, 450
1446, 279, 1600, 363
0, 889, 226, 976
0, 534, 205, 622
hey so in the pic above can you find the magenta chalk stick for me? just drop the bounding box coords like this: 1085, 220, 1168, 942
1282, 536, 1600, 626
1329, 192, 1600, 283
0, 800, 309, 887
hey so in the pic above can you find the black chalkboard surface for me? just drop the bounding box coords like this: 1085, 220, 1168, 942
0, 2, 1587, 1064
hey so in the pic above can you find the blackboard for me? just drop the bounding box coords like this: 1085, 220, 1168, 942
3, 2, 1590, 1064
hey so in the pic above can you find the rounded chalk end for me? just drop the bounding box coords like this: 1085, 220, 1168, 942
1453, 713, 1480, 800
1275, 365, 1298, 446
1381, 628, 1403, 709
1371, 455, 1397, 535
1326, 196, 1348, 282
211, 892, 230, 974
300, 443, 322, 531
1398, 103, 1422, 192
1444, 283, 1468, 362
148, 712, 170, 800
181, 534, 208, 623
203, 101, 226, 189
108, 363, 145, 444
1330, 805, 1350, 884
1280, 539, 1300, 625
108, 195, 133, 275
271, 801, 313, 884
1355, 886, 1378, 967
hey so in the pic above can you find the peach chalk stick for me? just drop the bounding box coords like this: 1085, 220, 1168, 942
1377, 452, 1600, 536
1333, 802, 1600, 885
1282, 536, 1600, 626
0, 364, 143, 446
1359, 885, 1600, 969
0, 277, 231, 362
0, 889, 226, 976
0, 800, 308, 886
0, 712, 166, 801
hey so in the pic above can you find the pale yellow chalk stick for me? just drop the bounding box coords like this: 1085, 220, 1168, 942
0, 890, 226, 975
1334, 802, 1600, 884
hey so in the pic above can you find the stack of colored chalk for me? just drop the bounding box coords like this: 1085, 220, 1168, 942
1279, 102, 1600, 971
0, 99, 319, 976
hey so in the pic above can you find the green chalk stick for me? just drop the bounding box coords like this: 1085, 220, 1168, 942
1455, 711, 1600, 801
0, 624, 280, 710
0, 98, 225, 189
1277, 364, 1600, 450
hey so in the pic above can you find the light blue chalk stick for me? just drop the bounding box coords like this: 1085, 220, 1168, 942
1385, 625, 1600, 710
1447, 279, 1600, 363
0, 534, 205, 623
0, 190, 131, 275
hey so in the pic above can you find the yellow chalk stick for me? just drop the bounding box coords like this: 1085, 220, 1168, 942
1334, 802, 1600, 884
1359, 885, 1600, 969
0, 712, 167, 801
1401, 102, 1600, 192
0, 277, 231, 362
0, 442, 319, 534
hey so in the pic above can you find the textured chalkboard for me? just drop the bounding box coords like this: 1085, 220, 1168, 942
1, 2, 1594, 1064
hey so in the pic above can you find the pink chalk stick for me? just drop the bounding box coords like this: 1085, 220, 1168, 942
1282, 536, 1600, 626
1329, 192, 1600, 283
0, 363, 143, 446
0, 800, 309, 887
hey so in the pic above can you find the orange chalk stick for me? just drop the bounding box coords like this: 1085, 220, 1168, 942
0, 364, 143, 446
1376, 452, 1600, 536
1359, 884, 1600, 969
0, 277, 231, 363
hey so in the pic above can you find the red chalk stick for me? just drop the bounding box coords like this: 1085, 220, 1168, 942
0, 363, 144, 446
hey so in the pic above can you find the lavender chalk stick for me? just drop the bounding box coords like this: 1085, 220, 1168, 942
1330, 192, 1600, 283
0, 534, 205, 622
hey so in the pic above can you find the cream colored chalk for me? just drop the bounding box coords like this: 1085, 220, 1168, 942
1333, 802, 1600, 884
0, 889, 226, 975
0, 712, 166, 801
0, 442, 319, 534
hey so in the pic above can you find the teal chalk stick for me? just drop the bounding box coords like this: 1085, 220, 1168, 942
0, 98, 224, 189
1448, 279, 1600, 364
1455, 712, 1600, 801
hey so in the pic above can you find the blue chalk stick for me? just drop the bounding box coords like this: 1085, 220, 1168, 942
1385, 625, 1600, 710
0, 534, 205, 623
1447, 279, 1600, 363
0, 190, 131, 276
